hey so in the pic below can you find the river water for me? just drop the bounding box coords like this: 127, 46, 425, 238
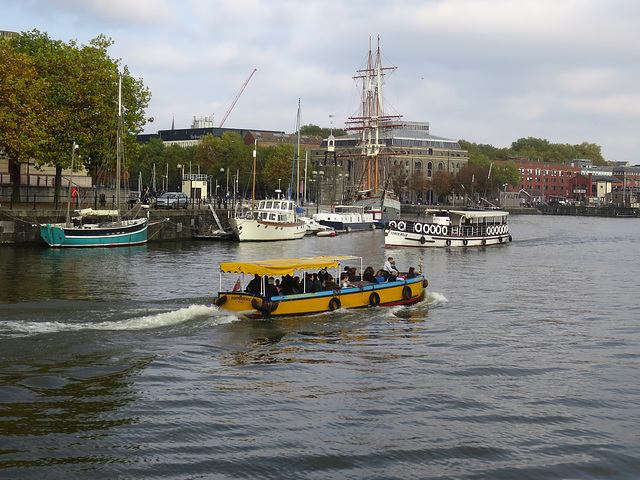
1, 215, 639, 479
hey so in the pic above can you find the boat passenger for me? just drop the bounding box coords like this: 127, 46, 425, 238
246, 274, 261, 294
383, 257, 398, 275
318, 268, 328, 284
363, 266, 378, 284
281, 275, 296, 295
406, 267, 417, 279
265, 276, 279, 297
340, 273, 355, 289
310, 273, 322, 292
323, 275, 338, 291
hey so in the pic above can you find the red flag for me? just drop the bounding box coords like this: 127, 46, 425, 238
232, 278, 241, 292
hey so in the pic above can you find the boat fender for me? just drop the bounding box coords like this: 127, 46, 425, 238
398, 221, 406, 231
329, 297, 341, 311
414, 223, 422, 233
482, 238, 487, 246
215, 295, 227, 306
371, 224, 376, 230
509, 235, 513, 242
420, 236, 426, 245
463, 239, 468, 246
346, 226, 352, 233
402, 286, 412, 300
499, 236, 503, 243
422, 279, 429, 288
369, 292, 380, 307
445, 239, 451, 246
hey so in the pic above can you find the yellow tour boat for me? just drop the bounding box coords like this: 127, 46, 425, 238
214, 255, 428, 318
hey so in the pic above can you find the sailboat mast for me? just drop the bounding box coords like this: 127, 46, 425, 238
251, 140, 256, 213
296, 99, 301, 204
65, 142, 77, 227
116, 74, 122, 222
289, 100, 301, 201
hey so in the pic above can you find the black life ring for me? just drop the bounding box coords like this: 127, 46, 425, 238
462, 239, 468, 246
402, 286, 412, 300
369, 292, 380, 307
445, 239, 451, 247
215, 295, 227, 306
420, 236, 426, 245
422, 279, 429, 288
498, 236, 503, 243
329, 297, 341, 311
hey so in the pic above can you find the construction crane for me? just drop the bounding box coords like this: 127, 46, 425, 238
219, 68, 257, 128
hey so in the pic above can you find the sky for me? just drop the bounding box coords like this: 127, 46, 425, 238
3, 0, 640, 162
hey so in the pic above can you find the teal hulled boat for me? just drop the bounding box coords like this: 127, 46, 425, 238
39, 216, 148, 248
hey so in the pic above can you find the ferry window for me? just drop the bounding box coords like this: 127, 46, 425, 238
259, 201, 265, 209
265, 201, 273, 209
261, 213, 268, 220
273, 202, 280, 210
269, 213, 276, 221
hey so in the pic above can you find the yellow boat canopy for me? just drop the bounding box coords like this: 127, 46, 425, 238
220, 255, 360, 277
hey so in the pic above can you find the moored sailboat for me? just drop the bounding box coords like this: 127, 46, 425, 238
39, 76, 149, 248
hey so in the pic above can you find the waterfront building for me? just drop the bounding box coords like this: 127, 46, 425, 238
310, 121, 468, 206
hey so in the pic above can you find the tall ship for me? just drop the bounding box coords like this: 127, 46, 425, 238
344, 35, 402, 222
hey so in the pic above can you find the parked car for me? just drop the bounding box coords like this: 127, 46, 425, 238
155, 192, 189, 209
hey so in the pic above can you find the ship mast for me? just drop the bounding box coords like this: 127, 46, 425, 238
345, 34, 401, 195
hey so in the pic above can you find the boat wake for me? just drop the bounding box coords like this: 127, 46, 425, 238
1, 304, 238, 337
425, 291, 449, 307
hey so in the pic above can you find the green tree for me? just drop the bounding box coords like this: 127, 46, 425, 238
0, 42, 49, 202
261, 143, 295, 196
9, 30, 151, 203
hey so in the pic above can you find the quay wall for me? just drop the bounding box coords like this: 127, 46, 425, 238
0, 207, 233, 246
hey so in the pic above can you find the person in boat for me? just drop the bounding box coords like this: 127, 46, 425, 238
340, 273, 356, 289
265, 276, 279, 297
246, 274, 261, 294
363, 266, 378, 284
406, 267, 417, 279
323, 275, 339, 291
318, 268, 328, 284
293, 276, 302, 294
311, 273, 322, 292
383, 257, 398, 275
281, 275, 296, 295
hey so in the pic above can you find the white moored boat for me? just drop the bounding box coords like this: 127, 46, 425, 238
385, 209, 512, 248
230, 198, 307, 242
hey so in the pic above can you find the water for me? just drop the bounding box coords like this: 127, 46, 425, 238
1, 216, 639, 479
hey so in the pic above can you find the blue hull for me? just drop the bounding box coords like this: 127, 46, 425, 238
40, 218, 148, 248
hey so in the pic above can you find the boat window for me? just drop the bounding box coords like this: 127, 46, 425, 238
265, 201, 273, 209
259, 201, 265, 209
261, 212, 268, 220
273, 202, 280, 210
278, 214, 285, 221
269, 213, 276, 221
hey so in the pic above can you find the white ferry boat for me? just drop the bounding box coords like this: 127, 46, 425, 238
385, 209, 512, 248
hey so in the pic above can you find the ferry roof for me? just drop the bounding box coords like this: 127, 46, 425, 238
427, 209, 509, 218
220, 255, 361, 277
